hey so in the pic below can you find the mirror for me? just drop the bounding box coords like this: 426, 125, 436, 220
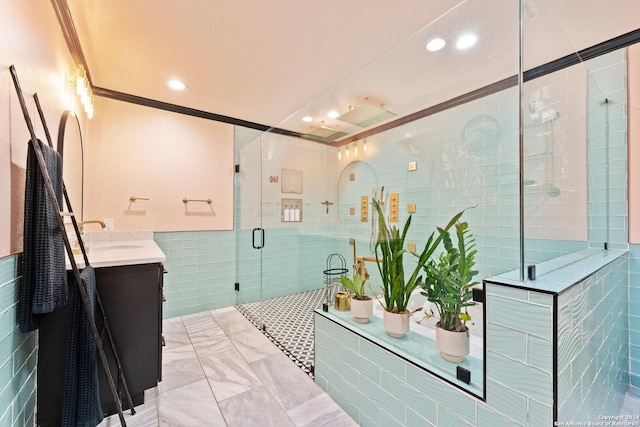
56, 110, 84, 221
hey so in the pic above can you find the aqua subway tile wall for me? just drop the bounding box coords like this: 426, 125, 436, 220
484, 283, 554, 424
630, 245, 640, 387
557, 255, 629, 423
315, 312, 521, 427
0, 254, 37, 427
318, 251, 628, 427
316, 283, 555, 426
155, 231, 237, 318
335, 87, 522, 283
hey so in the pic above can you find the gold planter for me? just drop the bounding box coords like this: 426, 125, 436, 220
334, 291, 351, 311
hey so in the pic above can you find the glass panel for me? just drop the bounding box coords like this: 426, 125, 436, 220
235, 0, 521, 386
258, 131, 338, 301
522, 66, 591, 268
235, 129, 263, 305
521, 0, 630, 277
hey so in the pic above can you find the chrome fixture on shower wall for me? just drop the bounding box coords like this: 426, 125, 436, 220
525, 87, 561, 197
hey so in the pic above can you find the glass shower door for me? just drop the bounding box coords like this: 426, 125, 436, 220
236, 129, 338, 377
235, 133, 264, 307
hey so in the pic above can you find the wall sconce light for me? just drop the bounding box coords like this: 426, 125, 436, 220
338, 147, 342, 160
345, 145, 350, 158
354, 142, 358, 156
75, 65, 94, 119
363, 138, 368, 152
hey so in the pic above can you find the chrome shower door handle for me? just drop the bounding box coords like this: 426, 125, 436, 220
252, 227, 265, 249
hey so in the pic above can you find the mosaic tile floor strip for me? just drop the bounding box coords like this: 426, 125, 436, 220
236, 288, 326, 378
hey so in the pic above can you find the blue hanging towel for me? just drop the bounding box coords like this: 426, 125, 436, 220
20, 138, 68, 333
62, 265, 104, 427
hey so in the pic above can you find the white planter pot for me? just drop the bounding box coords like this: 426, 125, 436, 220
350, 296, 373, 323
435, 327, 470, 362
383, 310, 410, 337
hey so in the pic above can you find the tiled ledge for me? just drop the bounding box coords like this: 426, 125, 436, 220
488, 248, 628, 294
315, 306, 484, 398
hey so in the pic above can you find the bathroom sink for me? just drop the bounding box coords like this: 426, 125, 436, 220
93, 244, 144, 252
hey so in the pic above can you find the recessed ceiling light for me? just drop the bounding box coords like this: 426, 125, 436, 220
167, 79, 186, 90
426, 38, 446, 52
456, 33, 477, 50
302, 116, 313, 122
327, 110, 340, 119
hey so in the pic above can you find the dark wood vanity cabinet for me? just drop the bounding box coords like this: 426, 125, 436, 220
95, 262, 165, 415
36, 262, 164, 424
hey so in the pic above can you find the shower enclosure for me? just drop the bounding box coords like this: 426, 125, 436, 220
233, 0, 631, 378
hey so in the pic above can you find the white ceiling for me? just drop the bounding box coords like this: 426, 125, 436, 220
67, 0, 640, 140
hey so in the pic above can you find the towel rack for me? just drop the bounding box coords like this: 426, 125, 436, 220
129, 196, 149, 202
10, 65, 132, 426
183, 197, 212, 204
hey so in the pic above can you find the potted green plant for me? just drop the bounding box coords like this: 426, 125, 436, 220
420, 220, 479, 362
373, 198, 463, 337
340, 271, 373, 323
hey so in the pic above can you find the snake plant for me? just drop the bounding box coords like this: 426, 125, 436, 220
373, 198, 463, 314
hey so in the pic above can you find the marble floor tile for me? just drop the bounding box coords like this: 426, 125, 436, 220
286, 393, 360, 427
200, 347, 263, 402
157, 379, 226, 426
228, 324, 281, 364
251, 352, 323, 411
218, 386, 295, 427
181, 310, 216, 332
157, 344, 205, 394
98, 391, 158, 427
211, 308, 254, 335
191, 329, 235, 357
99, 306, 356, 426
162, 317, 191, 349
184, 313, 235, 356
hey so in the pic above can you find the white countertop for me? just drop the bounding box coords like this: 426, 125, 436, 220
65, 230, 166, 269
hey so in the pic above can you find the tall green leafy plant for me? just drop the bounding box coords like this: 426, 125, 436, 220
420, 220, 479, 332
373, 198, 463, 314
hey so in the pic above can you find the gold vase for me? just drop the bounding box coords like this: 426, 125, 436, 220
334, 291, 351, 311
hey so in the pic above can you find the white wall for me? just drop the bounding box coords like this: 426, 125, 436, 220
0, 1, 86, 256
84, 97, 234, 232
